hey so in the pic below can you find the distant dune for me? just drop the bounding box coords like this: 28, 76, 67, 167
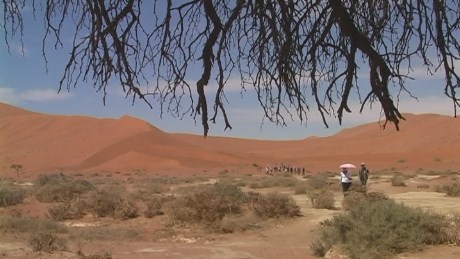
1, 102, 459, 177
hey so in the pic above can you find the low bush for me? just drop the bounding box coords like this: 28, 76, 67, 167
29, 231, 67, 253
48, 200, 86, 221
85, 190, 138, 219
417, 184, 430, 189
308, 189, 335, 209
35, 174, 94, 202
436, 183, 460, 197
311, 199, 458, 258
307, 174, 328, 190
391, 174, 407, 187
0, 215, 68, 234
144, 195, 175, 218
165, 188, 242, 226
294, 182, 309, 194
250, 192, 300, 218
0, 186, 24, 207
342, 191, 388, 211
210, 181, 248, 202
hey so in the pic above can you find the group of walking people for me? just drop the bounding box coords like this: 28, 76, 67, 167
340, 162, 370, 195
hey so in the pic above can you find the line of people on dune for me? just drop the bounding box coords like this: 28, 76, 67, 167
340, 162, 370, 196
265, 164, 307, 176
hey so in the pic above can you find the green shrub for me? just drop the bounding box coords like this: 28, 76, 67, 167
250, 192, 300, 218
0, 186, 24, 207
29, 231, 67, 253
312, 199, 456, 258
308, 189, 335, 209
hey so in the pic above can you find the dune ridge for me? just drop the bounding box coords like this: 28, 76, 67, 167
1, 102, 459, 176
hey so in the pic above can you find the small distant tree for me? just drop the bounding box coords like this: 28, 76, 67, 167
10, 164, 24, 178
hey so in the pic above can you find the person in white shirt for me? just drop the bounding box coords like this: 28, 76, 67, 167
340, 167, 352, 195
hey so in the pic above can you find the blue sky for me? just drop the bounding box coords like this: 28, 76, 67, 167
0, 5, 457, 140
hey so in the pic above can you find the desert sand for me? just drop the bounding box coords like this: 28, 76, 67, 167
1, 102, 459, 176
0, 102, 459, 258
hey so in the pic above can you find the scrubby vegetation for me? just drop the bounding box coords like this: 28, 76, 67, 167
29, 231, 67, 253
0, 185, 24, 207
35, 173, 95, 202
436, 183, 460, 197
311, 198, 460, 258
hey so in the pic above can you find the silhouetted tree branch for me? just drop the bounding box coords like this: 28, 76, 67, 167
2, 0, 459, 136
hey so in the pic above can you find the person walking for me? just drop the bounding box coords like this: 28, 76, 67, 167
358, 162, 370, 186
340, 167, 352, 195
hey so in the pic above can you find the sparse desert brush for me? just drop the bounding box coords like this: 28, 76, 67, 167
164, 188, 242, 226
211, 181, 248, 202
77, 250, 113, 259
85, 190, 138, 219
29, 231, 67, 253
70, 227, 138, 241
144, 195, 174, 218
391, 174, 407, 187
131, 183, 169, 201
436, 183, 460, 197
294, 182, 309, 194
48, 200, 86, 221
250, 192, 300, 218
417, 184, 430, 189
0, 186, 24, 207
312, 199, 457, 258
342, 191, 388, 211
307, 173, 328, 190
34, 174, 95, 202
215, 213, 263, 234
0, 215, 68, 234
307, 189, 335, 209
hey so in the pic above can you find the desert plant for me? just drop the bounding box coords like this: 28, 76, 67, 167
0, 186, 24, 207
307, 189, 335, 209
35, 174, 95, 202
294, 182, 309, 194
85, 190, 138, 219
0, 216, 68, 234
144, 195, 175, 218
417, 184, 430, 189
28, 231, 67, 253
165, 188, 242, 226
436, 183, 460, 197
210, 181, 248, 202
312, 199, 456, 258
250, 192, 300, 218
307, 173, 329, 190
391, 174, 407, 187
10, 164, 24, 178
47, 200, 86, 221
342, 191, 388, 211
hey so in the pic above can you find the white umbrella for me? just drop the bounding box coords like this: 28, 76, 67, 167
339, 163, 356, 169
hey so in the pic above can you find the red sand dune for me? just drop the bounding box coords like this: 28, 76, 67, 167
1, 102, 459, 177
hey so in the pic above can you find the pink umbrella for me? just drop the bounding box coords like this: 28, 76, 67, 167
339, 163, 356, 169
